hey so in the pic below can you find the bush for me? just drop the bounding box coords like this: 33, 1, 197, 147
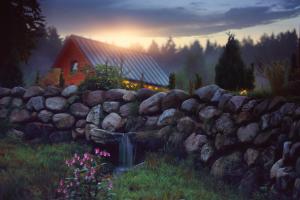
264, 61, 288, 95
79, 64, 123, 91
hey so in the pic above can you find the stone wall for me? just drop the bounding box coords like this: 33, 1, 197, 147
1, 84, 300, 199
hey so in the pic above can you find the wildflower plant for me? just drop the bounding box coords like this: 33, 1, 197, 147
56, 148, 114, 200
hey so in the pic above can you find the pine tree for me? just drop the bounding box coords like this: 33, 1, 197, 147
168, 73, 176, 89
194, 73, 202, 89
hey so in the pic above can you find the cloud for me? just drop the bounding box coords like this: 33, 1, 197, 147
42, 0, 300, 36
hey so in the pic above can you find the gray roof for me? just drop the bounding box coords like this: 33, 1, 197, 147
71, 35, 168, 86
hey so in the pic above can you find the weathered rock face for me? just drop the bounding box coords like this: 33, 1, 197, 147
26, 96, 45, 111
83, 90, 105, 106
145, 116, 159, 127
101, 113, 123, 131
11, 98, 23, 108
105, 89, 127, 101
61, 85, 78, 97
38, 110, 53, 123
194, 84, 219, 101
237, 123, 259, 143
226, 96, 248, 112
200, 143, 215, 163
103, 101, 120, 113
244, 148, 260, 166
52, 113, 75, 129
215, 133, 238, 150
184, 133, 207, 153
199, 106, 220, 121
44, 85, 61, 97
161, 89, 189, 110
70, 103, 89, 118
215, 113, 236, 135
0, 96, 11, 106
75, 119, 86, 128
119, 102, 135, 117
181, 98, 200, 114
0, 87, 11, 97
123, 90, 137, 102
23, 86, 44, 99
157, 108, 182, 126
177, 117, 196, 135
45, 97, 67, 111
86, 105, 103, 126
139, 92, 166, 115
11, 87, 25, 97
211, 152, 245, 181
136, 88, 156, 101
9, 109, 31, 123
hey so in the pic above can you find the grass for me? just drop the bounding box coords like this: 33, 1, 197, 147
112, 154, 246, 200
0, 137, 91, 200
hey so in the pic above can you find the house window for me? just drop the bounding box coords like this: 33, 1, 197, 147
70, 61, 79, 73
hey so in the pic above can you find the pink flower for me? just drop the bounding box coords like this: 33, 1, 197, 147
95, 148, 100, 155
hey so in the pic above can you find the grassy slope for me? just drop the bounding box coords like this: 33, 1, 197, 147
0, 137, 90, 200
112, 154, 245, 200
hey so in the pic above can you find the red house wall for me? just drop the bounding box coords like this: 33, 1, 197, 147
53, 39, 91, 85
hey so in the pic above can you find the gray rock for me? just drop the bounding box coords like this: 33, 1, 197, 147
136, 88, 156, 101
103, 101, 120, 113
215, 113, 236, 135
244, 148, 260, 166
236, 111, 253, 124
161, 89, 189, 110
295, 107, 300, 117
177, 117, 196, 135
238, 168, 261, 197
0, 107, 9, 119
7, 128, 25, 139
0, 87, 11, 97
139, 92, 166, 115
280, 103, 296, 115
45, 97, 67, 111
72, 128, 85, 139
241, 99, 258, 112
257, 146, 276, 171
26, 96, 45, 111
85, 123, 98, 141
89, 128, 121, 144
0, 96, 11, 106
52, 113, 75, 129
23, 86, 44, 99
49, 131, 72, 143
253, 99, 270, 116
11, 86, 25, 97
67, 95, 80, 104
101, 112, 123, 131
105, 89, 127, 101
268, 96, 286, 111
254, 129, 279, 146
199, 106, 220, 121
82, 90, 106, 106
200, 143, 215, 162
181, 98, 200, 114
226, 96, 248, 112
270, 159, 284, 179
44, 85, 61, 97
9, 109, 31, 123
184, 133, 207, 153
75, 119, 86, 128
70, 103, 89, 118
37, 110, 53, 123
211, 88, 226, 103
119, 102, 135, 117
61, 85, 78, 97
237, 123, 259, 143
123, 90, 137, 102
293, 178, 300, 199
194, 84, 219, 101
145, 116, 159, 127
218, 93, 233, 110
86, 105, 103, 126
157, 108, 182, 126
211, 152, 245, 181
11, 98, 23, 107
215, 133, 238, 150
289, 142, 300, 159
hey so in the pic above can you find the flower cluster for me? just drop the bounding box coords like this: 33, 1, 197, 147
56, 148, 113, 200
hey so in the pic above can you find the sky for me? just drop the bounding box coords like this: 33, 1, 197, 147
41, 0, 300, 48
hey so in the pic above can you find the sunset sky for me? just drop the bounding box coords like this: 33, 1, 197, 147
41, 0, 300, 48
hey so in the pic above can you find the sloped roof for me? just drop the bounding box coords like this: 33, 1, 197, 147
70, 35, 168, 86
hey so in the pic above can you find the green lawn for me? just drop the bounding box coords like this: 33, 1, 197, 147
112, 154, 246, 200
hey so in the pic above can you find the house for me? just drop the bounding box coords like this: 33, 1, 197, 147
53, 35, 169, 88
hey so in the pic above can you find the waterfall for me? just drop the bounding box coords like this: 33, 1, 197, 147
117, 133, 134, 172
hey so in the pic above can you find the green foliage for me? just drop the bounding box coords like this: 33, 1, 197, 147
0, 138, 90, 200
112, 153, 245, 200
168, 73, 176, 89
215, 33, 254, 90
79, 64, 123, 91
59, 69, 65, 88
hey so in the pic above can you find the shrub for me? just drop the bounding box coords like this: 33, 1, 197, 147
56, 148, 114, 200
264, 61, 288, 95
79, 64, 123, 91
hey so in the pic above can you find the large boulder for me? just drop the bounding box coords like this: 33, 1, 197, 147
23, 86, 44, 99
61, 85, 78, 97
214, 113, 236, 135
211, 88, 226, 103
244, 148, 260, 166
44, 85, 61, 97
157, 108, 182, 126
237, 123, 259, 143
184, 133, 207, 153
52, 113, 75, 129
177, 116, 196, 135
86, 105, 103, 126
103, 101, 120, 113
241, 99, 258, 112
70, 103, 89, 118
105, 89, 127, 101
119, 102, 135, 117
26, 96, 45, 111
161, 89, 189, 110
38, 110, 53, 123
226, 96, 248, 112
181, 98, 200, 114
82, 90, 106, 107
211, 152, 245, 182
101, 113, 123, 131
9, 109, 31, 123
0, 87, 11, 97
123, 90, 137, 102
139, 92, 166, 115
198, 106, 220, 121
75, 119, 86, 128
200, 143, 215, 163
194, 84, 220, 101
85, 123, 98, 141
218, 93, 233, 110
11, 86, 25, 97
88, 127, 121, 144
136, 88, 156, 101
45, 97, 67, 111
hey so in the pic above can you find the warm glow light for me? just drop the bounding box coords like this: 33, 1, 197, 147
239, 89, 248, 96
